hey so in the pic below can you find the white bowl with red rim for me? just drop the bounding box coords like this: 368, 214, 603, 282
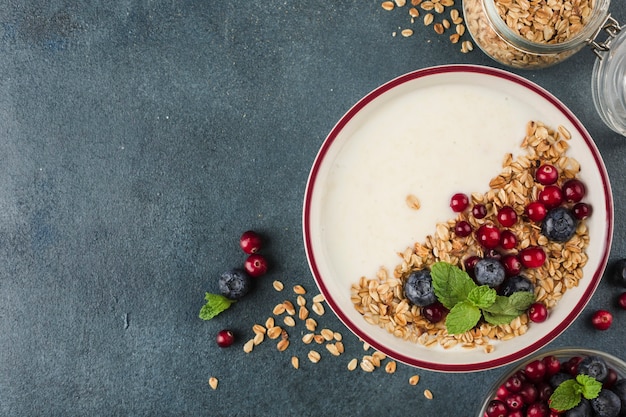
302, 65, 613, 372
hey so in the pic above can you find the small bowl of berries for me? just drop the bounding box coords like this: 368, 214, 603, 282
479, 348, 626, 417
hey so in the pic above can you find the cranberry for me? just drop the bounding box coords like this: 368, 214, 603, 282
496, 385, 510, 400
519, 246, 546, 269
216, 329, 235, 347
239, 230, 263, 254
454, 220, 472, 237
486, 400, 508, 417
562, 179, 586, 203
464, 255, 481, 277
538, 185, 564, 209
526, 201, 548, 222
591, 309, 613, 330
604, 368, 618, 388
476, 224, 501, 249
572, 202, 592, 220
525, 359, 547, 382
527, 402, 549, 417
519, 382, 539, 404
563, 356, 583, 375
504, 374, 523, 393
535, 164, 559, 185
472, 203, 488, 219
507, 411, 524, 417
422, 302, 447, 323
618, 292, 626, 309
497, 206, 518, 227
528, 302, 548, 323
244, 253, 268, 277
502, 254, 522, 276
450, 193, 469, 212
500, 230, 518, 250
548, 411, 563, 417
536, 382, 553, 402
505, 393, 524, 411
542, 355, 562, 377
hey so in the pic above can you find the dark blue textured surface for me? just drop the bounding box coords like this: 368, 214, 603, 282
1, 2, 626, 416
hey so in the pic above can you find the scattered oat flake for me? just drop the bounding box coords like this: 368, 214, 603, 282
347, 358, 358, 371
243, 339, 254, 353
424, 389, 434, 399
385, 361, 397, 374
401, 28, 414, 37
308, 350, 321, 363
409, 375, 420, 385
208, 377, 218, 390
293, 285, 306, 295
291, 356, 299, 369
272, 280, 284, 291
406, 194, 421, 209
382, 0, 395, 10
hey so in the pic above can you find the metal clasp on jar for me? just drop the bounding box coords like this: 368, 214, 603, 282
587, 14, 622, 59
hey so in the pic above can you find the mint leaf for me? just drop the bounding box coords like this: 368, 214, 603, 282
483, 310, 520, 326
467, 285, 497, 309
445, 300, 481, 335
549, 373, 603, 411
431, 262, 477, 310
577, 374, 602, 400
549, 379, 582, 411
508, 291, 535, 311
481, 294, 525, 326
199, 293, 236, 320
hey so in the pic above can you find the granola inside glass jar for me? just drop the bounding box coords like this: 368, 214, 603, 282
463, 0, 611, 69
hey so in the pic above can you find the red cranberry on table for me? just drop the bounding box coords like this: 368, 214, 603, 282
244, 253, 268, 278
591, 309, 613, 330
216, 329, 235, 347
618, 293, 626, 310
239, 230, 263, 254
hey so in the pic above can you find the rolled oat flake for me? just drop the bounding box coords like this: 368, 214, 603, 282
462, 0, 626, 136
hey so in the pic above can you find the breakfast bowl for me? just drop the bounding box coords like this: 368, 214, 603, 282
302, 65, 613, 372
477, 347, 626, 416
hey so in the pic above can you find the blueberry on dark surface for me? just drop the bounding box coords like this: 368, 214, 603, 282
500, 275, 534, 297
610, 379, 626, 414
578, 355, 609, 382
591, 389, 622, 417
404, 270, 436, 307
565, 398, 591, 417
218, 269, 252, 300
474, 258, 506, 287
613, 259, 626, 287
541, 207, 578, 242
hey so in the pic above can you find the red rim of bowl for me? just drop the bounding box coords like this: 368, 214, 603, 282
302, 64, 614, 372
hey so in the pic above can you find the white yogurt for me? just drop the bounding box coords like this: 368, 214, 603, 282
319, 84, 534, 284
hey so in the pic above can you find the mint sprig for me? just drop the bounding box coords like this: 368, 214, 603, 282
549, 374, 603, 411
430, 262, 535, 335
199, 292, 236, 320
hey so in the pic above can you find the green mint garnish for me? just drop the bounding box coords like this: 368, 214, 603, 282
430, 262, 535, 334
549, 374, 603, 412
199, 292, 236, 320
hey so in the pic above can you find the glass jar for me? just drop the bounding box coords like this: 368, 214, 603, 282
463, 0, 626, 135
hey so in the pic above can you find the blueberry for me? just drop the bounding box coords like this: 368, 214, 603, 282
404, 270, 437, 307
578, 355, 609, 382
610, 379, 626, 415
550, 372, 573, 389
218, 269, 252, 300
499, 275, 534, 297
541, 207, 578, 242
612, 259, 626, 287
591, 389, 622, 417
565, 398, 592, 417
474, 258, 506, 287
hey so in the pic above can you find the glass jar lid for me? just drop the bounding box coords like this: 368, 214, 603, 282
591, 16, 626, 136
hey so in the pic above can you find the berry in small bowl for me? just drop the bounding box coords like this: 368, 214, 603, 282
478, 348, 626, 417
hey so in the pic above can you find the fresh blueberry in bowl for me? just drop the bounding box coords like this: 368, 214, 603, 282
578, 355, 609, 382
474, 258, 506, 287
541, 207, 578, 242
499, 275, 534, 297
404, 269, 436, 307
